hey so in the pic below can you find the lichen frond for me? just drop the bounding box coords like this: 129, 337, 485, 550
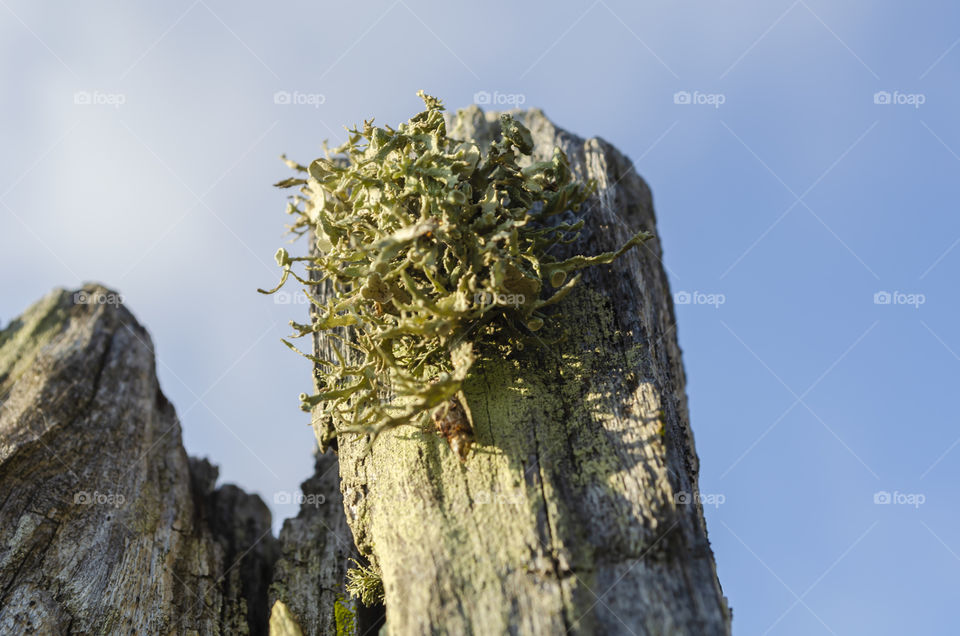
345, 560, 385, 607
262, 91, 651, 451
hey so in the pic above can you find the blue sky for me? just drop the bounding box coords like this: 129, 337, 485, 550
2, 2, 958, 633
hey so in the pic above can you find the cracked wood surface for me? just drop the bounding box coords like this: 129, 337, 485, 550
0, 286, 278, 634
314, 107, 731, 635
269, 448, 374, 636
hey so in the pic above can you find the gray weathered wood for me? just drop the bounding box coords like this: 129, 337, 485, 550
0, 286, 278, 634
315, 107, 731, 635
269, 449, 366, 635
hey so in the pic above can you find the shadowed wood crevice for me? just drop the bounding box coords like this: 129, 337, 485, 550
269, 448, 384, 635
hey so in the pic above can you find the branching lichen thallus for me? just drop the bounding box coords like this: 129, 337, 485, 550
260, 91, 650, 461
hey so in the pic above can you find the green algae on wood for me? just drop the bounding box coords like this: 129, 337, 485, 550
333, 596, 357, 636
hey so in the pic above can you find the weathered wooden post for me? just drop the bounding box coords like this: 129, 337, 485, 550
307, 105, 731, 635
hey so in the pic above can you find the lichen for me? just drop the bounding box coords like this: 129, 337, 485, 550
262, 91, 650, 450
333, 596, 357, 636
345, 560, 385, 607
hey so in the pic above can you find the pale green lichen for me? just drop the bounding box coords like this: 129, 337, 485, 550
345, 560, 385, 607
261, 91, 650, 446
